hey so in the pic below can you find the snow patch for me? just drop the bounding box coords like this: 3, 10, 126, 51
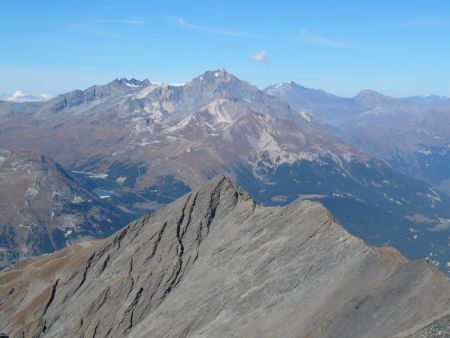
417, 148, 432, 155
299, 111, 312, 122
72, 195, 85, 204
125, 82, 141, 88
72, 170, 108, 179
3, 90, 52, 103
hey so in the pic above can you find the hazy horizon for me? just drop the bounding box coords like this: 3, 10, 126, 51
2, 0, 450, 97
2, 68, 450, 102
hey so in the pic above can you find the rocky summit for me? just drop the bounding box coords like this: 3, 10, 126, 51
2, 71, 450, 273
0, 176, 449, 338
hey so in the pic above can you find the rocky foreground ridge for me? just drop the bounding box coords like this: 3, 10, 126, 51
0, 176, 449, 338
2, 71, 450, 273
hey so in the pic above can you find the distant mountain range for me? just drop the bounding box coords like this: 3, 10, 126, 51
403, 94, 450, 107
1, 177, 449, 337
0, 70, 450, 274
265, 81, 450, 195
265, 82, 434, 127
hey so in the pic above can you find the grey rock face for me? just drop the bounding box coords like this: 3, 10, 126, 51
1, 176, 449, 338
394, 315, 450, 337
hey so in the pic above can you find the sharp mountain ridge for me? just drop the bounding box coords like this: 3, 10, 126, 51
0, 176, 449, 338
1, 70, 450, 274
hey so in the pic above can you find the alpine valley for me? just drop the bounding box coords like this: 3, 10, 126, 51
0, 148, 132, 268
265, 81, 450, 196
1, 69, 450, 275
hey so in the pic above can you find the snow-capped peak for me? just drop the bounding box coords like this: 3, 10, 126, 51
274, 81, 295, 89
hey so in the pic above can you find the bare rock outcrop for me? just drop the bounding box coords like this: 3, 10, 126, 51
0, 176, 449, 338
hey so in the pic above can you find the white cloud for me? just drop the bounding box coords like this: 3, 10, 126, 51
250, 51, 270, 63
176, 18, 253, 37
92, 19, 147, 26
292, 29, 376, 49
68, 18, 147, 39
299, 29, 362, 48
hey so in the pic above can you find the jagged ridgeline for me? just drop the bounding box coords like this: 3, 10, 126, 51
1, 70, 450, 274
0, 177, 449, 338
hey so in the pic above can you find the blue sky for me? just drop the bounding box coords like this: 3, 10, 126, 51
1, 0, 450, 97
